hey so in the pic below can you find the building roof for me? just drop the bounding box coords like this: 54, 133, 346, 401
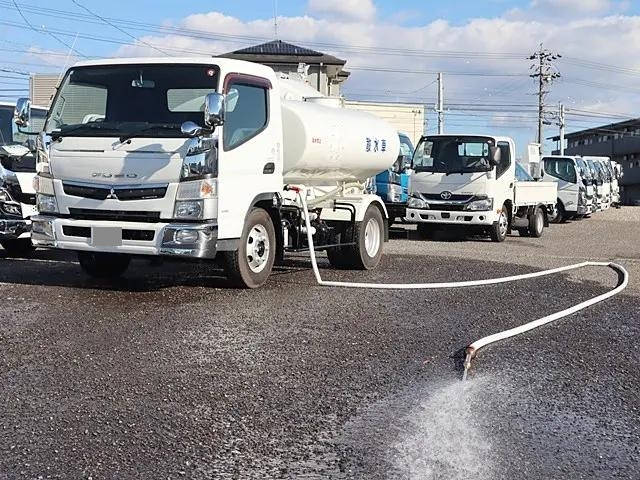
549, 117, 640, 141
219, 40, 346, 66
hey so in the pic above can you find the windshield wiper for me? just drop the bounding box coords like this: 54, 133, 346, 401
51, 122, 116, 140
118, 123, 182, 143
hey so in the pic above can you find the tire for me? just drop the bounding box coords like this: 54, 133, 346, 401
549, 201, 565, 224
327, 205, 384, 270
489, 206, 509, 243
0, 239, 35, 257
77, 251, 131, 278
222, 208, 276, 288
528, 206, 545, 238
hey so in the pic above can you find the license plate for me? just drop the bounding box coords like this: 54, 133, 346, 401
92, 227, 122, 247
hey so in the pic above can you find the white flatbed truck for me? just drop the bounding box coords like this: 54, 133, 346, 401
21, 57, 400, 288
405, 134, 557, 241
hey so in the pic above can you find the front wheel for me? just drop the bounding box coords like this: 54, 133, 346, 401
489, 207, 509, 243
77, 251, 131, 278
549, 201, 565, 224
1, 239, 35, 257
222, 208, 276, 289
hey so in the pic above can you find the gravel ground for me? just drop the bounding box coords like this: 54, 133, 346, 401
0, 207, 638, 479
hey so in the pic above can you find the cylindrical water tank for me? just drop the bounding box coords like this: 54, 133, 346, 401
281, 99, 400, 185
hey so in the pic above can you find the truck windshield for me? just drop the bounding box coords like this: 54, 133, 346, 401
586, 159, 603, 184
412, 136, 493, 174
0, 106, 47, 145
45, 64, 219, 138
576, 158, 592, 180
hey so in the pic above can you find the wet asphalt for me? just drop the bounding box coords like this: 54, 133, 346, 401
0, 208, 639, 479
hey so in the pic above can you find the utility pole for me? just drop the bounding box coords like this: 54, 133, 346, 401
559, 103, 565, 155
436, 72, 444, 134
529, 45, 561, 151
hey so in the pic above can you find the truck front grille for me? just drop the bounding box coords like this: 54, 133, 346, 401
68, 208, 162, 223
62, 225, 155, 241
421, 193, 474, 202
63, 182, 168, 201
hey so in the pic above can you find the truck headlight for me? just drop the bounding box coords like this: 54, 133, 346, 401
176, 179, 217, 200
0, 188, 12, 202
36, 193, 58, 213
174, 200, 203, 219
465, 198, 493, 211
408, 196, 428, 209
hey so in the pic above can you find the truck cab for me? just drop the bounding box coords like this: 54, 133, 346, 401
406, 134, 556, 242
541, 155, 593, 221
373, 132, 413, 223
609, 159, 621, 207
0, 101, 48, 255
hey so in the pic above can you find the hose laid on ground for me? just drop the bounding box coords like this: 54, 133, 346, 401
295, 189, 629, 378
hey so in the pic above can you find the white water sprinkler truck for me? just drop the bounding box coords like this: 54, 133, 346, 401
406, 135, 557, 241
20, 58, 399, 288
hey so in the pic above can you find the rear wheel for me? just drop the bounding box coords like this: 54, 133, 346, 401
528, 206, 545, 238
222, 208, 276, 288
77, 251, 131, 278
327, 205, 384, 270
0, 239, 35, 257
489, 206, 509, 243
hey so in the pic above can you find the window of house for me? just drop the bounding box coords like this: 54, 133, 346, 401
223, 82, 269, 150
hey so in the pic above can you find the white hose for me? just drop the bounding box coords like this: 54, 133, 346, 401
295, 189, 629, 378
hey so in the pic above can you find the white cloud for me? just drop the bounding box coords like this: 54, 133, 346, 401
112, 8, 640, 152
307, 0, 376, 22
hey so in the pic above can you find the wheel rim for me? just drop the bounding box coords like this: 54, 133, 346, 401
536, 212, 544, 232
246, 224, 270, 273
364, 217, 381, 257
498, 211, 508, 237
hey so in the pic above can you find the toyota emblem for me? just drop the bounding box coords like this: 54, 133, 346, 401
440, 191, 452, 200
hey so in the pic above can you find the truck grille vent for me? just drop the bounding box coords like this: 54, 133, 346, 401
421, 193, 474, 202
62, 225, 155, 241
68, 208, 161, 223
63, 183, 168, 201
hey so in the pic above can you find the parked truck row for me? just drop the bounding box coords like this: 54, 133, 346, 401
0, 57, 621, 288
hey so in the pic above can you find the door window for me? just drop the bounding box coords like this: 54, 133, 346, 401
496, 141, 511, 178
544, 158, 577, 183
223, 83, 268, 150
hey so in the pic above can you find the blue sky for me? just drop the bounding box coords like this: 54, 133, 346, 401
2, 0, 639, 155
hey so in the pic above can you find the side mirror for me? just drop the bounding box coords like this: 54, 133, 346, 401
14, 97, 31, 128
489, 146, 501, 167
180, 121, 203, 137
204, 93, 225, 128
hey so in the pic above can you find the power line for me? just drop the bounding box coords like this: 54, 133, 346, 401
69, 0, 170, 56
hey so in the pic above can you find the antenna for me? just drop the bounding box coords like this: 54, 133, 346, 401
57, 32, 79, 84
273, 0, 279, 39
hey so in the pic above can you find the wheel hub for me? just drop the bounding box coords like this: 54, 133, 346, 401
246, 224, 270, 273
364, 217, 381, 257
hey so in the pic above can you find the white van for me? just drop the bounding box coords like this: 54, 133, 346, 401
542, 155, 593, 221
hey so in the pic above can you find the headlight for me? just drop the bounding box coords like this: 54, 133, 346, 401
33, 175, 55, 195
174, 200, 203, 219
465, 198, 493, 211
408, 196, 428, 209
37, 193, 58, 213
176, 179, 217, 200
0, 188, 12, 202
181, 138, 217, 181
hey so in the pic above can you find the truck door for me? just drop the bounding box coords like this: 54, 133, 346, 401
494, 140, 513, 208
217, 75, 282, 240
544, 158, 577, 208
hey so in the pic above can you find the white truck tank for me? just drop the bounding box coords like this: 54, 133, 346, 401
281, 100, 399, 185
276, 76, 399, 185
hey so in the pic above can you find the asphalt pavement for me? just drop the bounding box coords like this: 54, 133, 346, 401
1, 208, 638, 479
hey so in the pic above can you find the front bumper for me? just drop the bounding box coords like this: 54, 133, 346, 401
405, 208, 498, 226
0, 218, 31, 240
31, 216, 219, 259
